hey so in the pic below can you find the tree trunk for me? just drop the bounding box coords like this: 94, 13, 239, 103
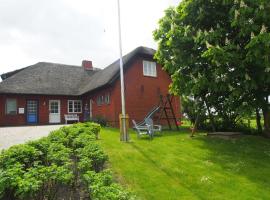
256, 108, 262, 134
190, 114, 199, 137
263, 108, 270, 137
204, 100, 216, 132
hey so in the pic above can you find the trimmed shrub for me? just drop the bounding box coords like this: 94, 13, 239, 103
76, 142, 108, 173
83, 170, 135, 200
0, 122, 134, 200
0, 144, 43, 169
90, 116, 108, 127
72, 132, 96, 149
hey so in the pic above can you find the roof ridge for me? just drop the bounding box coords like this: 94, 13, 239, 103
37, 62, 81, 68
78, 46, 156, 95
0, 46, 156, 95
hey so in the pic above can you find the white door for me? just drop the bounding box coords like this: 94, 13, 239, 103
49, 100, 61, 123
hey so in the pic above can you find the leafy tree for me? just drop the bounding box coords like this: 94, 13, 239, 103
154, 0, 270, 135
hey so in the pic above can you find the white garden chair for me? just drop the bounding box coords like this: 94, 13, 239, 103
132, 120, 153, 139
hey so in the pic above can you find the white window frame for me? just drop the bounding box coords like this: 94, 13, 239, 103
68, 100, 82, 113
97, 96, 102, 106
143, 60, 157, 77
6, 98, 17, 115
97, 96, 101, 106
105, 93, 110, 104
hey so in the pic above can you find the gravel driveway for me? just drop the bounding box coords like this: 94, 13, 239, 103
0, 125, 67, 150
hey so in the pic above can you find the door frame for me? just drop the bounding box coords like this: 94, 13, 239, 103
26, 99, 39, 124
49, 100, 61, 124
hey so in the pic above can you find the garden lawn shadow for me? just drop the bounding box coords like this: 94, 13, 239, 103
99, 127, 270, 200
195, 135, 270, 199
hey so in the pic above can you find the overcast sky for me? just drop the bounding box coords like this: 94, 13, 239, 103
0, 0, 180, 74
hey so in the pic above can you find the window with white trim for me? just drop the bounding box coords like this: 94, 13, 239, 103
105, 93, 110, 104
97, 96, 100, 105
6, 99, 17, 115
143, 60, 157, 77
68, 100, 82, 113
97, 95, 104, 106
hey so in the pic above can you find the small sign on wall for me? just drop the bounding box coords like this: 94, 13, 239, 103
18, 108, 25, 114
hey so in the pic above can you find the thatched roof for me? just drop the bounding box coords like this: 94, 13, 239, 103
0, 46, 156, 96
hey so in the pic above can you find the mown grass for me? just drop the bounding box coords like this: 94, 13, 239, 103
98, 127, 270, 200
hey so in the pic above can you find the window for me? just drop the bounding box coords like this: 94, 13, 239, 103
68, 100, 82, 113
27, 100, 38, 113
6, 99, 17, 115
50, 101, 59, 114
143, 60, 157, 77
98, 94, 110, 106
105, 93, 110, 104
97, 96, 103, 106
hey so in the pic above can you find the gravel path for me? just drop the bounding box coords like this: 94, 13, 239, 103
0, 125, 67, 150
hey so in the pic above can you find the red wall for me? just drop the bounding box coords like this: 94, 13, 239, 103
85, 56, 181, 127
115, 56, 181, 126
82, 87, 117, 126
0, 56, 181, 127
0, 94, 83, 126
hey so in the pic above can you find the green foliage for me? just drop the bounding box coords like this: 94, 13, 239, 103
0, 139, 73, 199
154, 0, 270, 133
198, 118, 257, 133
46, 143, 72, 166
15, 164, 73, 200
0, 145, 43, 169
72, 132, 96, 149
181, 95, 206, 124
83, 170, 135, 200
47, 129, 69, 146
90, 116, 108, 127
27, 137, 51, 158
0, 163, 25, 199
76, 143, 108, 173
0, 123, 132, 200
77, 122, 101, 139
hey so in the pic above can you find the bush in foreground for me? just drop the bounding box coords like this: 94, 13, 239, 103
0, 122, 134, 200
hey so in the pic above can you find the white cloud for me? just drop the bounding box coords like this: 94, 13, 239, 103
0, 0, 180, 74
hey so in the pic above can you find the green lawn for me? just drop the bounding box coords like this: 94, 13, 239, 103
98, 127, 270, 200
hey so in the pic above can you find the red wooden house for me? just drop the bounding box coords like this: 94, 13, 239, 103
0, 47, 181, 126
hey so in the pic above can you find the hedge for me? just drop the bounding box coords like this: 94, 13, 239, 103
0, 122, 135, 200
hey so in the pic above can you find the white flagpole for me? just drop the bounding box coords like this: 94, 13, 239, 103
117, 0, 128, 141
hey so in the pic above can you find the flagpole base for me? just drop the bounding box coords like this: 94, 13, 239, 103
119, 114, 129, 141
